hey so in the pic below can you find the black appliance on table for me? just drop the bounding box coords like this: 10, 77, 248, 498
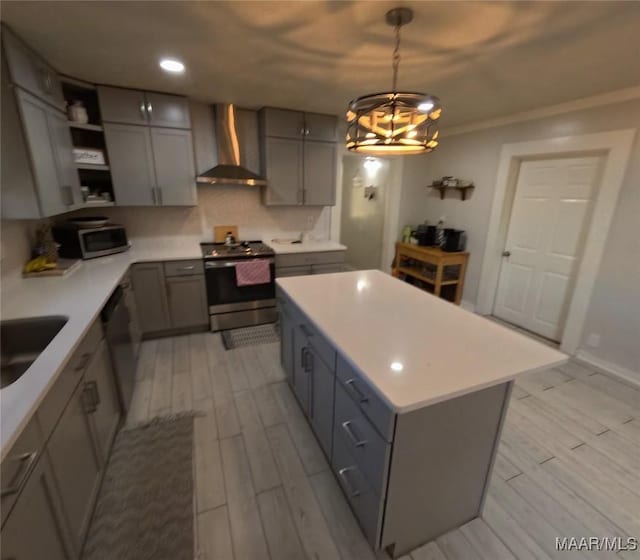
200, 241, 277, 331
442, 229, 467, 252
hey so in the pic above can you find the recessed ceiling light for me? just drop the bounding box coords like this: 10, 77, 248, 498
390, 361, 404, 372
160, 59, 185, 73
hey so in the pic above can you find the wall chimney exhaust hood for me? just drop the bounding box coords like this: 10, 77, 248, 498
196, 104, 267, 186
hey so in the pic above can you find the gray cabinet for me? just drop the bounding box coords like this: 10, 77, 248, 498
1, 83, 81, 218
2, 25, 64, 110
131, 263, 171, 334
146, 92, 191, 129
84, 339, 121, 463
103, 122, 196, 207
98, 86, 191, 129
103, 123, 156, 206
166, 275, 208, 329
0, 453, 74, 560
151, 127, 197, 206
97, 86, 147, 126
260, 107, 337, 207
275, 251, 346, 278
262, 137, 303, 205
132, 261, 208, 335
292, 324, 311, 410
303, 140, 336, 206
280, 306, 294, 385
307, 345, 335, 457
47, 381, 102, 552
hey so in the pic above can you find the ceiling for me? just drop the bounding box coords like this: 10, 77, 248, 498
2, 1, 640, 128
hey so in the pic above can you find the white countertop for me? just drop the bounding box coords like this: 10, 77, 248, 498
276, 270, 568, 413
0, 243, 200, 459
268, 240, 346, 254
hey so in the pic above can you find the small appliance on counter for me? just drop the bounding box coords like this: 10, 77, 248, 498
52, 219, 130, 260
442, 228, 467, 252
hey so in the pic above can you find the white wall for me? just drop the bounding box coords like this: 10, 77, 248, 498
398, 98, 640, 376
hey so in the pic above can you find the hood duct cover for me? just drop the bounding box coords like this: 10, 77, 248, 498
196, 104, 267, 186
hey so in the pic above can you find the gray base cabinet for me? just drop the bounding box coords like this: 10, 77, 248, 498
275, 251, 345, 278
1, 318, 122, 560
0, 453, 73, 560
131, 260, 208, 336
47, 381, 102, 552
84, 339, 121, 462
277, 287, 512, 558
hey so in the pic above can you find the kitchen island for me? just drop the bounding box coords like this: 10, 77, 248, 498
276, 269, 567, 557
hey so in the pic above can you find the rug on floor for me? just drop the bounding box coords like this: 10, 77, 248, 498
82, 414, 195, 560
221, 322, 280, 350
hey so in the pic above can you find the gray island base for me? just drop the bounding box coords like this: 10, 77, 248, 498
276, 270, 566, 557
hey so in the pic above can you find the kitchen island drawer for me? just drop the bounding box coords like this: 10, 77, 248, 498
334, 381, 391, 495
336, 354, 395, 442
164, 259, 204, 277
275, 251, 345, 268
332, 428, 383, 547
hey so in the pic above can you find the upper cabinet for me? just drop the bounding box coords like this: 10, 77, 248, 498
98, 86, 191, 129
1, 54, 82, 218
2, 26, 65, 111
99, 85, 197, 206
260, 107, 338, 207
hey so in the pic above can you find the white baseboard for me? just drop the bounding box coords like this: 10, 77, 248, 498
575, 349, 640, 389
461, 300, 476, 312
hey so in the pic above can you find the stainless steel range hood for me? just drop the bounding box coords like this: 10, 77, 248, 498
196, 104, 267, 186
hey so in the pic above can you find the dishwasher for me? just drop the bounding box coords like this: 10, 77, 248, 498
101, 285, 137, 412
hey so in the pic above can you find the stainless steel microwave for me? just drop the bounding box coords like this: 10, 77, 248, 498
52, 225, 130, 260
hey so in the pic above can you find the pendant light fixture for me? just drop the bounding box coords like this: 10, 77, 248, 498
346, 7, 441, 155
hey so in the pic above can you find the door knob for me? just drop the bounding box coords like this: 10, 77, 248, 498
502, 250, 511, 257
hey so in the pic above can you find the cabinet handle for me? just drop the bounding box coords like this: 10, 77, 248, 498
82, 381, 99, 413
62, 185, 74, 206
300, 347, 307, 371
308, 356, 315, 419
140, 101, 147, 120
177, 265, 195, 271
305, 128, 310, 136
1, 451, 38, 497
341, 421, 367, 448
74, 353, 92, 372
299, 324, 314, 338
299, 127, 305, 136
40, 68, 52, 93
345, 378, 369, 404
146, 101, 153, 118
338, 467, 361, 497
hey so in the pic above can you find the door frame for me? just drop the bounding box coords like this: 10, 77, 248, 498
476, 129, 635, 354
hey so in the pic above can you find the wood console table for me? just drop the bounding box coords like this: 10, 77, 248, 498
392, 242, 469, 305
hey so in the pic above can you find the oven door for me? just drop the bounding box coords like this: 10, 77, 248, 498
204, 258, 276, 313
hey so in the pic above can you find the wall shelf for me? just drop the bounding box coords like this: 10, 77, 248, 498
68, 122, 103, 132
429, 183, 475, 201
75, 163, 110, 171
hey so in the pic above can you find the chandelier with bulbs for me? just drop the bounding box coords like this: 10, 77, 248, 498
346, 7, 441, 156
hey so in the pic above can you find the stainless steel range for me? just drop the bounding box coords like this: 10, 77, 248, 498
201, 241, 277, 331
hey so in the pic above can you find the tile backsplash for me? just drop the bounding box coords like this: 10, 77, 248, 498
1, 184, 332, 279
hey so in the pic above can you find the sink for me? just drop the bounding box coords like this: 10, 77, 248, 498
1, 316, 68, 389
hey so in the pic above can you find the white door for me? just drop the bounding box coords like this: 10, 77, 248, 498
493, 156, 602, 340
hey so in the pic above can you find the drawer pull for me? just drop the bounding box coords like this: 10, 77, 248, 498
82, 381, 100, 413
338, 467, 361, 498
345, 378, 369, 404
1, 451, 38, 497
177, 265, 195, 271
74, 353, 92, 372
341, 421, 367, 448
299, 324, 314, 338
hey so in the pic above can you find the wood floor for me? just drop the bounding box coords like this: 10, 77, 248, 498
126, 332, 640, 560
